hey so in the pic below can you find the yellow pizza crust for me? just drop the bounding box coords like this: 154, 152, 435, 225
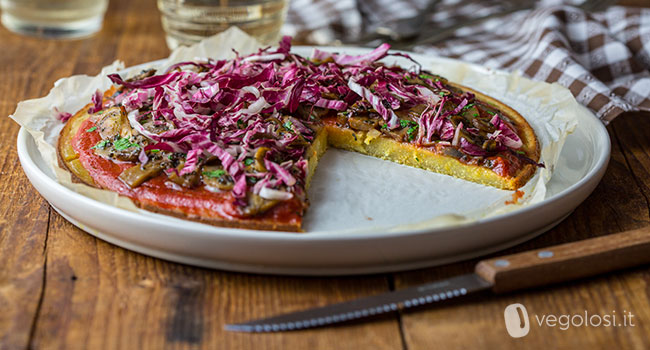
325, 123, 535, 190
57, 103, 97, 187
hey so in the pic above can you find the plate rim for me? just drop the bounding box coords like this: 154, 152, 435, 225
13, 47, 612, 275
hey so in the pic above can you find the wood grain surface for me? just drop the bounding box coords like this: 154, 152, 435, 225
1, 0, 649, 349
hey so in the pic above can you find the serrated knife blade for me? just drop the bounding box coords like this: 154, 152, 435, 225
225, 226, 650, 333
225, 274, 492, 333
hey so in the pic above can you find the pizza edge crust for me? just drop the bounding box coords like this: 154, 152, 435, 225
451, 82, 540, 189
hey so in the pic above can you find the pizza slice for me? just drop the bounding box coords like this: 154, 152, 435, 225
57, 39, 541, 232
322, 78, 540, 190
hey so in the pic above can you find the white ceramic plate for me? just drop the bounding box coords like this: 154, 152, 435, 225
16, 49, 610, 275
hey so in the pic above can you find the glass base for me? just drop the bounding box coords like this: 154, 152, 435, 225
1, 13, 103, 39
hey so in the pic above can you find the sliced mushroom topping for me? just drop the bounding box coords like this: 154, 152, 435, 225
201, 165, 234, 191
254, 147, 270, 172
126, 69, 156, 82
449, 115, 465, 128
482, 139, 499, 152
240, 193, 279, 217
264, 116, 283, 127
140, 119, 171, 135
471, 116, 496, 135
461, 105, 481, 120
310, 107, 329, 118
348, 116, 378, 131
97, 106, 131, 140
442, 146, 464, 159
286, 134, 310, 148
395, 104, 427, 120
296, 104, 330, 119
168, 161, 200, 188
91, 135, 142, 162
119, 160, 164, 188
112, 145, 141, 162
383, 127, 409, 142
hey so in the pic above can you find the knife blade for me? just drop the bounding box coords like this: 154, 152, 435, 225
226, 225, 650, 333
225, 274, 491, 333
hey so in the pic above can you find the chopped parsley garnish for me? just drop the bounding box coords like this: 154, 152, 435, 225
203, 169, 226, 178
113, 137, 140, 151
515, 150, 526, 155
486, 110, 496, 115
462, 103, 475, 111
86, 126, 97, 132
283, 120, 293, 131
150, 149, 160, 153
244, 158, 255, 166
399, 119, 417, 128
406, 125, 418, 141
381, 124, 388, 130
91, 140, 109, 149
473, 113, 479, 117
438, 91, 446, 96
415, 156, 420, 162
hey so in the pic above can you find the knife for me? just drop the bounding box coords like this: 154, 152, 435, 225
226, 225, 650, 332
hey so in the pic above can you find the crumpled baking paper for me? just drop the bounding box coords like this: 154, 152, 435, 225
10, 27, 578, 233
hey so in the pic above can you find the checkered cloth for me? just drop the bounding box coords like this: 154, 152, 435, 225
284, 0, 650, 123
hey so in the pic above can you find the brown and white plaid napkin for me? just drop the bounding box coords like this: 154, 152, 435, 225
284, 0, 650, 123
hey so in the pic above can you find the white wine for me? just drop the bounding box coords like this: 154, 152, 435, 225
0, 0, 108, 39
157, 0, 288, 49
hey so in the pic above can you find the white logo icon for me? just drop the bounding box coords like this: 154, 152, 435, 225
504, 303, 530, 338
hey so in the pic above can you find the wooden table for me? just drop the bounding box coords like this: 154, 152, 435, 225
1, 1, 649, 349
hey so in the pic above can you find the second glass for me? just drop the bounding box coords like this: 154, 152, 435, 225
157, 0, 288, 49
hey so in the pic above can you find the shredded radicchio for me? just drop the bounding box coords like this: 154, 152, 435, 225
82, 37, 532, 206
53, 106, 72, 122
87, 89, 104, 114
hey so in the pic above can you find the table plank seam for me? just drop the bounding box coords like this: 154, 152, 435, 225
611, 122, 650, 217
26, 208, 51, 350
387, 274, 410, 350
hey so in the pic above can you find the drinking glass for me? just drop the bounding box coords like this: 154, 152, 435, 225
0, 0, 109, 39
157, 0, 289, 49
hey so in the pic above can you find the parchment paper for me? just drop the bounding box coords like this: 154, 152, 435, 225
10, 27, 578, 233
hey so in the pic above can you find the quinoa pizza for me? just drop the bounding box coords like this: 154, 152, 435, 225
57, 38, 541, 232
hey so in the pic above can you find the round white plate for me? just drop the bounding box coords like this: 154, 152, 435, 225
16, 50, 610, 275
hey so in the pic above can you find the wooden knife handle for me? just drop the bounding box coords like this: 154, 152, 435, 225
475, 226, 650, 293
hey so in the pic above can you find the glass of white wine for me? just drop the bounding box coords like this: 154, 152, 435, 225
157, 0, 289, 49
0, 0, 109, 39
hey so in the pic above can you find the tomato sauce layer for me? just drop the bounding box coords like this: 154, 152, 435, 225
72, 118, 303, 226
